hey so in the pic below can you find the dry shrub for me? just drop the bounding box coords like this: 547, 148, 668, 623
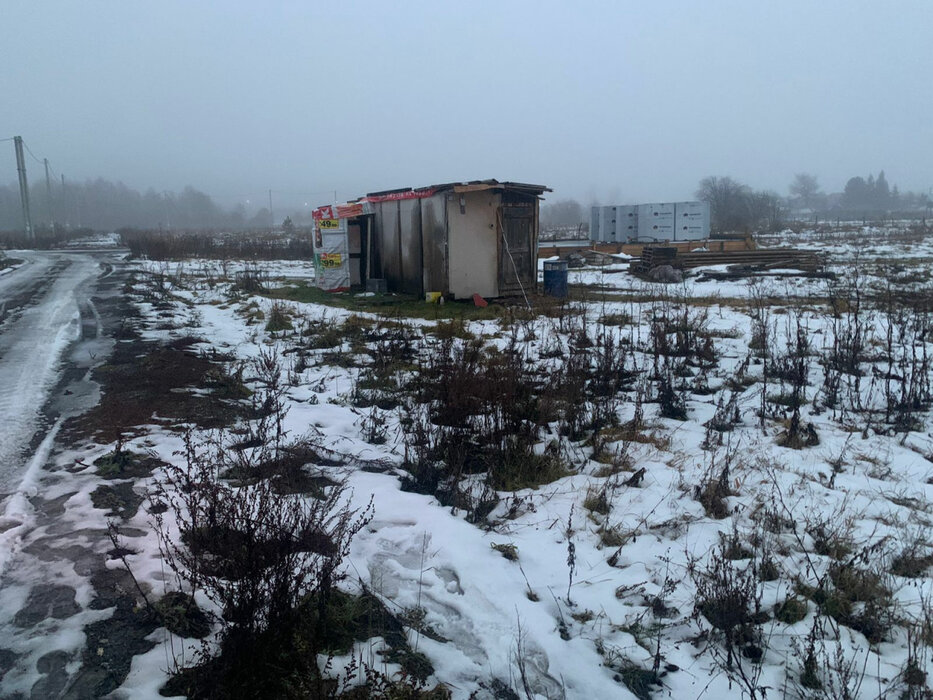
153, 424, 373, 697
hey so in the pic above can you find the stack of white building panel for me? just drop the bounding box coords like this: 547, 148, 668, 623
673, 201, 710, 240
637, 202, 675, 240
590, 201, 709, 242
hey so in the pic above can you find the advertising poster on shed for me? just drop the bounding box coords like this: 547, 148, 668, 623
312, 206, 350, 291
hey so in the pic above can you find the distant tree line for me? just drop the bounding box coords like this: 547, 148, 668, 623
0, 178, 287, 233
4, 170, 927, 238
788, 171, 930, 216
841, 170, 915, 212
540, 199, 585, 228
694, 176, 785, 234
540, 170, 931, 238
119, 229, 312, 260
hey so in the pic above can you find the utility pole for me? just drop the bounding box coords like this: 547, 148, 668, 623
61, 174, 67, 228
268, 189, 274, 231
44, 158, 54, 228
13, 136, 34, 242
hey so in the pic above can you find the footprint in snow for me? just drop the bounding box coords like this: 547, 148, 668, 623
434, 566, 463, 595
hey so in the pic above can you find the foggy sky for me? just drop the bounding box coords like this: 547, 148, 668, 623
2, 1, 931, 213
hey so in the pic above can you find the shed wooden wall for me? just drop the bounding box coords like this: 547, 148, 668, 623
368, 187, 540, 299
447, 190, 500, 299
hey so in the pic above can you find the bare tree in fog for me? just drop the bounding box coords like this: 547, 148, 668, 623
696, 176, 751, 233
540, 199, 584, 227
696, 176, 785, 233
789, 173, 821, 210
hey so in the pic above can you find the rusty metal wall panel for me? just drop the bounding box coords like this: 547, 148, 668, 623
420, 193, 448, 293
398, 198, 423, 295
371, 206, 382, 279
370, 205, 384, 280
377, 201, 402, 289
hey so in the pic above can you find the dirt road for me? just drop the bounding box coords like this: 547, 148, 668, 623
0, 249, 141, 699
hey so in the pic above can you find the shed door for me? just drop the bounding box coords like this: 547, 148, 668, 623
499, 200, 535, 293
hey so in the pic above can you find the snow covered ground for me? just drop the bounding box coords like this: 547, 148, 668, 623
17, 228, 933, 698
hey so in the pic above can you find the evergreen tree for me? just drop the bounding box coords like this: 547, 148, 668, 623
843, 176, 869, 209
874, 170, 890, 209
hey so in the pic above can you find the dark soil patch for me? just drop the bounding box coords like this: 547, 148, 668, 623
88, 565, 146, 611
67, 598, 159, 698
29, 491, 78, 519
0, 256, 24, 271
106, 544, 138, 560
64, 321, 251, 442
0, 648, 20, 682
147, 497, 169, 515
21, 537, 103, 578
90, 482, 143, 519
221, 443, 341, 495
12, 584, 80, 628
93, 450, 167, 479
30, 649, 70, 698
270, 470, 337, 496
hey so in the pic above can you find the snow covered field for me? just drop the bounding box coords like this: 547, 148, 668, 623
39, 228, 933, 698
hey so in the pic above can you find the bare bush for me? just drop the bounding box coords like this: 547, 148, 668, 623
690, 543, 768, 699
153, 430, 373, 697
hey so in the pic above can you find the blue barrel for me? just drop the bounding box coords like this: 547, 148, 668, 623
543, 260, 568, 298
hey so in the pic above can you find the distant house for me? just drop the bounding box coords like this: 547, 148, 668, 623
311, 179, 551, 299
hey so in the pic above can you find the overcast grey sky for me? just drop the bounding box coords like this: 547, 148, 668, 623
2, 1, 931, 211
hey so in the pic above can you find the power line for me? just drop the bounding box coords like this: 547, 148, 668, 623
7, 136, 62, 183
44, 158, 61, 182
7, 137, 56, 173
217, 189, 338, 199
22, 141, 44, 166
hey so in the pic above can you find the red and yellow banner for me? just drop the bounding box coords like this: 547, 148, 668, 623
320, 253, 342, 268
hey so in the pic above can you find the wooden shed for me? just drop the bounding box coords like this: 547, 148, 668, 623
311, 180, 550, 299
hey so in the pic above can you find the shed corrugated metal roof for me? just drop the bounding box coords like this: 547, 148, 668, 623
364, 179, 551, 199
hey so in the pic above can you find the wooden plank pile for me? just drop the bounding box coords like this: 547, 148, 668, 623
631, 246, 824, 276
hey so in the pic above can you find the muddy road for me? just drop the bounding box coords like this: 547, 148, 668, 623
0, 249, 134, 698
0, 251, 120, 547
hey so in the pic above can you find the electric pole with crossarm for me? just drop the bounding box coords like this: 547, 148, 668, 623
13, 136, 34, 242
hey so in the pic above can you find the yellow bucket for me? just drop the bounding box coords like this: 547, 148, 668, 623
425, 292, 442, 304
